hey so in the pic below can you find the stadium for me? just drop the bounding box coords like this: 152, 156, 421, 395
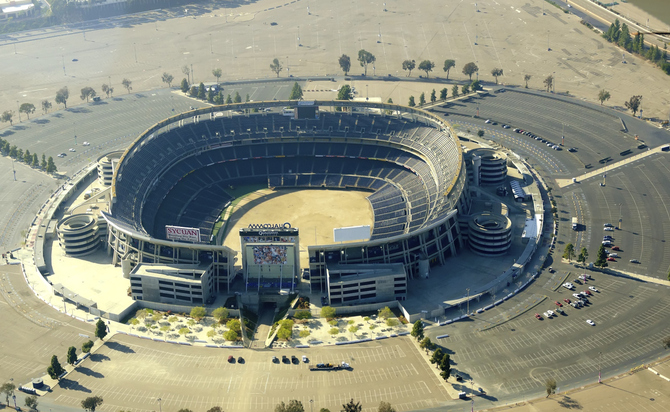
103, 100, 469, 304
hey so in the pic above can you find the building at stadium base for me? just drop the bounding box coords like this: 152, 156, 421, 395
100, 100, 490, 307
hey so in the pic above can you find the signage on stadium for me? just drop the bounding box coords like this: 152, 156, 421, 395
248, 223, 292, 230
165, 225, 201, 242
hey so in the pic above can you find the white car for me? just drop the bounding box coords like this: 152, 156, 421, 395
572, 293, 582, 299
589, 286, 598, 292
485, 119, 491, 124
604, 227, 614, 231
586, 319, 595, 326
547, 310, 555, 317
563, 283, 574, 290
82, 141, 90, 146
608, 253, 619, 258
302, 355, 308, 363
69, 148, 76, 152
544, 311, 551, 318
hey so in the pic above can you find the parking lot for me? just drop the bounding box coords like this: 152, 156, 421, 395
0, 265, 91, 385
427, 273, 670, 406
52, 336, 449, 412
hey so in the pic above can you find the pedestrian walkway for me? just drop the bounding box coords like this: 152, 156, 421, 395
556, 144, 667, 188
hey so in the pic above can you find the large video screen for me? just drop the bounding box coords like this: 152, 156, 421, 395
251, 245, 288, 265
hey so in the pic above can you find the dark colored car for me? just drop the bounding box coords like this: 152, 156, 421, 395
237, 356, 244, 363
282, 355, 289, 364
291, 355, 299, 364
227, 355, 234, 363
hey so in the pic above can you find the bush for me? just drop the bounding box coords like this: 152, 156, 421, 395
329, 328, 340, 335
223, 329, 238, 341
378, 306, 393, 319
190, 306, 207, 321
299, 330, 310, 338
226, 319, 241, 333
82, 340, 94, 353
294, 310, 311, 320
386, 318, 399, 327
321, 306, 336, 319
212, 307, 229, 323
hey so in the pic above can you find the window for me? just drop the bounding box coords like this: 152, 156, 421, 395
360, 286, 375, 292
130, 276, 141, 282
175, 295, 191, 301
131, 288, 142, 294
174, 282, 190, 288
360, 293, 376, 299
159, 292, 174, 298
130, 282, 142, 287
343, 295, 358, 302
360, 280, 375, 286
158, 280, 173, 286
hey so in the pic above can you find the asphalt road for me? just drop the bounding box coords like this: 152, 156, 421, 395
430, 87, 670, 279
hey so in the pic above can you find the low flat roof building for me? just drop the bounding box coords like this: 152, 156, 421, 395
326, 263, 407, 306
129, 262, 214, 305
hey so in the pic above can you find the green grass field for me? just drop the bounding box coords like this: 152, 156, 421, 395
210, 182, 268, 244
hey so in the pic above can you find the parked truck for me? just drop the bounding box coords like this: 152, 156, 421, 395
309, 362, 351, 371
572, 217, 578, 230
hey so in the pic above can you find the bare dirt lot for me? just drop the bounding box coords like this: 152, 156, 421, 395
221, 188, 373, 266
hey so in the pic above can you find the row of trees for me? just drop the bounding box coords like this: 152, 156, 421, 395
603, 19, 670, 75
273, 398, 395, 412
1, 79, 132, 129
562, 243, 589, 265
0, 136, 57, 173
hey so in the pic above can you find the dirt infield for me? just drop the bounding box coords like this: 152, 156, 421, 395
221, 188, 373, 266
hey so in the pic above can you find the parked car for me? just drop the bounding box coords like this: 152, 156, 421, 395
563, 298, 571, 304
607, 257, 616, 262
604, 227, 614, 232
282, 355, 289, 364
586, 319, 595, 326
589, 286, 599, 292
227, 355, 234, 363
535, 313, 542, 320
583, 290, 592, 296
630, 259, 640, 263
291, 355, 299, 364
82, 141, 90, 146
237, 356, 244, 363
574, 279, 582, 285
563, 283, 574, 290
604, 223, 613, 227
555, 301, 563, 307
572, 293, 582, 299
69, 148, 76, 152
548, 267, 555, 273
302, 355, 308, 363
485, 119, 491, 124
272, 356, 279, 363
612, 246, 620, 251
547, 310, 555, 317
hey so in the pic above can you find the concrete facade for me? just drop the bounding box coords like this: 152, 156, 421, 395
129, 262, 214, 305
326, 263, 407, 306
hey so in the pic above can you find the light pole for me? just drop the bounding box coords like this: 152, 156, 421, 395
618, 204, 622, 230
157, 398, 162, 412
310, 399, 313, 412
134, 42, 137, 63
466, 288, 471, 315
598, 351, 602, 383
12, 161, 16, 181
17, 101, 21, 122
61, 286, 66, 313
366, 84, 369, 100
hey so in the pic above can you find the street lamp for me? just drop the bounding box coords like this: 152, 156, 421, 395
309, 399, 313, 412
466, 288, 471, 315
598, 351, 602, 383
134, 42, 138, 63
157, 398, 162, 412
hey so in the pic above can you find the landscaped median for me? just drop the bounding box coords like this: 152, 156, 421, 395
268, 304, 410, 348
119, 306, 244, 348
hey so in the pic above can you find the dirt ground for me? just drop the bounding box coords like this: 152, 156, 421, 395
221, 188, 373, 267
2, 0, 670, 121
